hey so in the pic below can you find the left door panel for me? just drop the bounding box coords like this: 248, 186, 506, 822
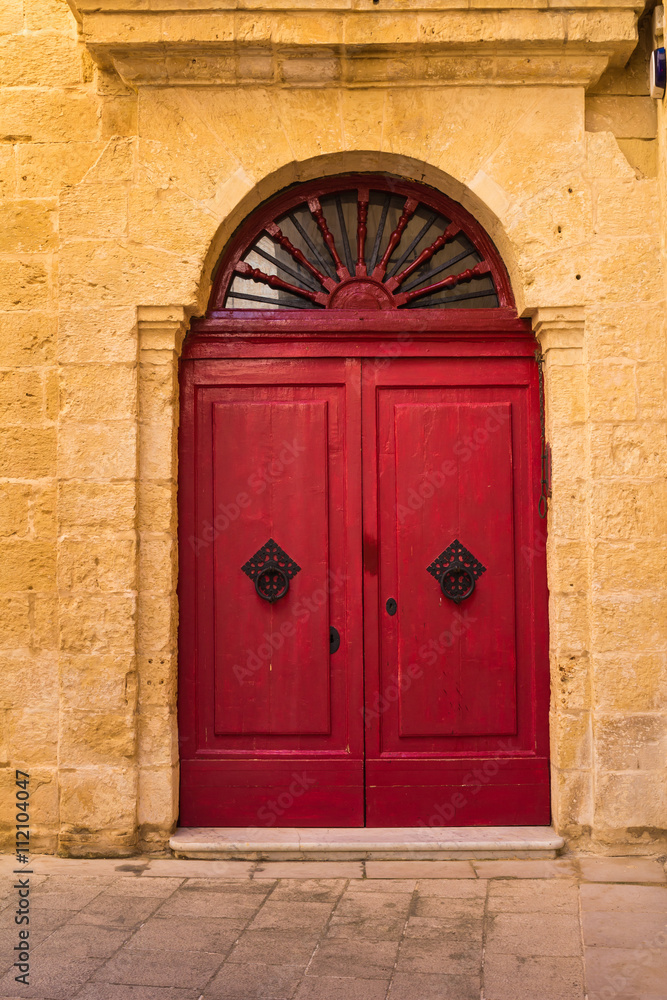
179, 358, 364, 827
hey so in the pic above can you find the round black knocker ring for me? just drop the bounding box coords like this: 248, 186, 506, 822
255, 566, 289, 603
440, 566, 475, 604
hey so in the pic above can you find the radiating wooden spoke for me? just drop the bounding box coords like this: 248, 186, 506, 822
356, 188, 369, 276
234, 261, 328, 306
224, 182, 501, 310
372, 197, 419, 279
384, 223, 461, 291
264, 222, 337, 291
393, 261, 491, 307
307, 197, 349, 280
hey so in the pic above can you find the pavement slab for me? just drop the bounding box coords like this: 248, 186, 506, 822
1, 854, 666, 998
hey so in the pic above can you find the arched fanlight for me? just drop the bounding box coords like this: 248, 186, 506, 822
209, 175, 513, 312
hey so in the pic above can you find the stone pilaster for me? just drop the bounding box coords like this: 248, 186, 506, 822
136, 305, 189, 851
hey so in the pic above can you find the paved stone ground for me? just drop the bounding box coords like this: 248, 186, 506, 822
1, 855, 666, 1000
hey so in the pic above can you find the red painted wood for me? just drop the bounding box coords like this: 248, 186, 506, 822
178, 358, 365, 827
178, 175, 549, 829
361, 357, 550, 827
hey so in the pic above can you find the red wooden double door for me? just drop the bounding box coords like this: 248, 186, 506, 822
178, 350, 550, 827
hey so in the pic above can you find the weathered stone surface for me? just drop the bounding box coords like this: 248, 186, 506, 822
0, 0, 665, 858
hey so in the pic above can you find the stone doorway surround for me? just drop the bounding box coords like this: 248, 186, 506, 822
47, 0, 666, 857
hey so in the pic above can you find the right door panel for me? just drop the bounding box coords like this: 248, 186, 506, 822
363, 356, 550, 827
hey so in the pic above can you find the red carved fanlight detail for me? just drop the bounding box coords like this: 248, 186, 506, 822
208, 175, 513, 313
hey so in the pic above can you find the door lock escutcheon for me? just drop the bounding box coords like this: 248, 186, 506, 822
386, 598, 397, 616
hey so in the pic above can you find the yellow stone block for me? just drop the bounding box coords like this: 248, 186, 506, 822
138, 482, 176, 533
591, 595, 667, 653
100, 96, 138, 139
595, 715, 667, 771
59, 595, 136, 654
57, 420, 137, 480
0, 200, 57, 253
137, 764, 178, 832
8, 710, 58, 766
137, 88, 240, 203
0, 596, 30, 649
545, 365, 586, 425
138, 537, 175, 594
595, 771, 667, 832
0, 370, 48, 425
32, 595, 58, 651
586, 95, 657, 139
550, 710, 591, 769
60, 364, 137, 422
60, 710, 137, 766
0, 90, 99, 143
636, 362, 666, 417
549, 593, 590, 651
60, 654, 137, 714
58, 307, 137, 364
590, 422, 666, 478
0, 483, 31, 538
552, 652, 591, 712
0, 34, 83, 87
588, 363, 638, 423
60, 184, 129, 240
16, 141, 105, 199
59, 765, 137, 847
25, 0, 76, 33
139, 364, 176, 423
0, 0, 23, 34
137, 710, 178, 767
550, 767, 593, 832
594, 179, 660, 239
128, 183, 214, 259
138, 654, 176, 710
615, 138, 657, 179
137, 594, 176, 654
57, 538, 137, 592
586, 303, 665, 363
547, 540, 589, 596
0, 541, 56, 592
58, 482, 136, 531
0, 259, 49, 311
593, 653, 667, 712
1, 651, 58, 711
593, 541, 667, 592
591, 482, 666, 540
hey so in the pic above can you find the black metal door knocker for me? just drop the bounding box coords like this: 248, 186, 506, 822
241, 538, 301, 603
427, 539, 486, 604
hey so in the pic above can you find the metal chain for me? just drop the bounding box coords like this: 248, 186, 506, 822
535, 348, 548, 519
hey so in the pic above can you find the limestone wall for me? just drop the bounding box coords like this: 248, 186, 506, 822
0, 0, 665, 855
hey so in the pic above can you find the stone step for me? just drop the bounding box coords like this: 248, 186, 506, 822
170, 826, 565, 861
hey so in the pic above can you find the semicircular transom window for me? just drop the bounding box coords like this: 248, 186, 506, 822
214, 175, 511, 312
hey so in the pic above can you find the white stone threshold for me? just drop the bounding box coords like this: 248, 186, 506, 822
170, 826, 564, 861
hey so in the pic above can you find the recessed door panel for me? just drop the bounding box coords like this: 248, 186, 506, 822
393, 401, 517, 737
212, 400, 330, 736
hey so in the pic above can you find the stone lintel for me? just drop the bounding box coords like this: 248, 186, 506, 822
524, 306, 585, 365
72, 3, 640, 88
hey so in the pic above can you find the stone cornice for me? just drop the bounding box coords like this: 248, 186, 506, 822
70, 1, 643, 88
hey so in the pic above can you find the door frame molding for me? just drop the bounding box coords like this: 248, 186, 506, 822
134, 299, 584, 838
